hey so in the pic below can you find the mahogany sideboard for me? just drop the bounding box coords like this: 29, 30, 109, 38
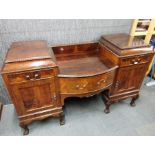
100, 34, 154, 113
1, 33, 154, 135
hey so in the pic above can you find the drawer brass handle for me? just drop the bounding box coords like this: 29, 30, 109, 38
60, 47, 64, 51
97, 79, 106, 85
134, 61, 138, 64
25, 75, 31, 80
76, 84, 87, 90
25, 73, 40, 80
34, 73, 40, 79
131, 58, 141, 64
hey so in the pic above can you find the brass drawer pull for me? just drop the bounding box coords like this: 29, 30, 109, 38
25, 75, 31, 80
76, 84, 87, 90
134, 61, 138, 64
60, 47, 64, 51
131, 58, 141, 64
34, 73, 40, 79
97, 79, 106, 85
25, 72, 41, 80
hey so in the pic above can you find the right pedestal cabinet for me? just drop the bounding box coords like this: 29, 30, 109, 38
100, 33, 155, 113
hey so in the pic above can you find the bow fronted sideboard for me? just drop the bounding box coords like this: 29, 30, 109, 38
1, 33, 154, 135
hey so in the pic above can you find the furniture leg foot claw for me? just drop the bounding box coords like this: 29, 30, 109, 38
130, 100, 136, 107
20, 125, 29, 135
104, 108, 110, 114
130, 95, 139, 107
60, 112, 65, 126
104, 104, 110, 114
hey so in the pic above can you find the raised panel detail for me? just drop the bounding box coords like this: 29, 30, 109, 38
112, 64, 147, 94
11, 77, 57, 115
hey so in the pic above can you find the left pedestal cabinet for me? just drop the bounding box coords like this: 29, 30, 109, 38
1, 40, 65, 135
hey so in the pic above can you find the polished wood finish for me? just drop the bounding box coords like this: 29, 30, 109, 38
52, 42, 117, 106
1, 41, 117, 135
100, 33, 154, 113
0, 102, 3, 120
1, 33, 154, 135
1, 40, 64, 135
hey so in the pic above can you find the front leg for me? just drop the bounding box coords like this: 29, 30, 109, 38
130, 94, 139, 107
20, 124, 29, 135
104, 103, 111, 114
59, 112, 65, 125
101, 92, 111, 114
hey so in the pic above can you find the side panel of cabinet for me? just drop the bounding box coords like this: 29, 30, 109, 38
110, 63, 148, 95
10, 77, 58, 116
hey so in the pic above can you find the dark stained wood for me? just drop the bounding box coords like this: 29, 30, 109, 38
52, 42, 117, 106
100, 33, 155, 113
102, 33, 150, 50
100, 34, 154, 56
1, 41, 118, 135
1, 40, 63, 135
1, 33, 154, 135
52, 43, 117, 77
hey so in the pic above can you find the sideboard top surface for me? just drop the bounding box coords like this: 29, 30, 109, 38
101, 33, 154, 56
102, 33, 150, 50
52, 42, 117, 77
1, 40, 57, 74
5, 40, 52, 63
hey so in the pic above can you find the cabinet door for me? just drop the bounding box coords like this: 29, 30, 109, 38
112, 64, 147, 94
11, 77, 57, 115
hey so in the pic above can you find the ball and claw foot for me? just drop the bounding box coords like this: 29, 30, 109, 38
130, 100, 136, 107
20, 125, 29, 135
130, 94, 139, 107
130, 95, 139, 107
104, 108, 110, 114
59, 113, 65, 126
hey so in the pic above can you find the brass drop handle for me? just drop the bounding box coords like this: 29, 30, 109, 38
60, 47, 64, 51
131, 58, 141, 64
137, 58, 141, 63
25, 72, 40, 80
34, 73, 40, 79
76, 84, 87, 90
25, 75, 31, 80
97, 79, 106, 85
131, 59, 138, 64
134, 61, 138, 64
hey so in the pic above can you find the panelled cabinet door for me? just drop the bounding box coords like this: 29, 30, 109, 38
11, 77, 57, 115
112, 64, 147, 94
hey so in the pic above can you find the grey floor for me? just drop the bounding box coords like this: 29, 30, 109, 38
0, 79, 155, 136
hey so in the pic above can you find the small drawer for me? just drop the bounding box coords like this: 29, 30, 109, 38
60, 71, 115, 94
7, 69, 54, 84
120, 55, 150, 67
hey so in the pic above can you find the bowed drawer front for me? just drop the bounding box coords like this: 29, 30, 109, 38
59, 71, 115, 94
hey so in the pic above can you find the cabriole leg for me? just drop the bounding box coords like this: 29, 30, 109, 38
104, 100, 111, 114
104, 104, 110, 114
130, 94, 139, 107
20, 124, 29, 135
59, 112, 65, 125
